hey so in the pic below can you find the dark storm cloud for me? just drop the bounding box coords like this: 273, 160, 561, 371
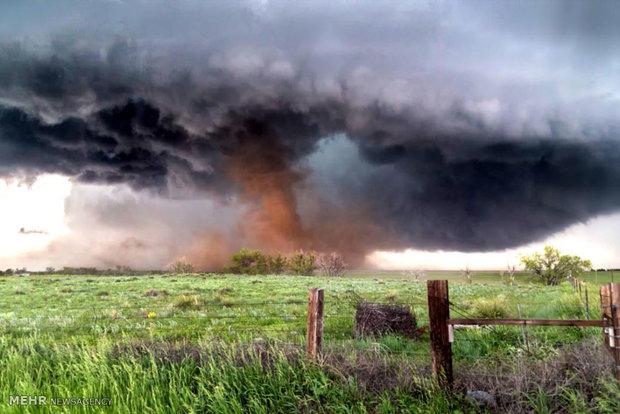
0, 99, 218, 191
0, 40, 143, 109
2, 71, 620, 253
350, 138, 620, 251
1, 0, 620, 257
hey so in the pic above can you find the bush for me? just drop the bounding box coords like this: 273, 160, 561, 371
226, 249, 290, 275
317, 252, 347, 277
169, 257, 195, 274
501, 264, 518, 286
402, 269, 426, 282
226, 249, 326, 275
227, 249, 269, 275
462, 266, 473, 284
266, 254, 287, 275
287, 250, 317, 275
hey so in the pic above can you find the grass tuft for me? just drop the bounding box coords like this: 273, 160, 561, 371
173, 294, 204, 310
472, 297, 510, 319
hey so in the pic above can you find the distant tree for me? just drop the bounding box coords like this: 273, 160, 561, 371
169, 257, 195, 274
45, 267, 56, 274
287, 250, 317, 276
317, 252, 347, 277
521, 246, 591, 286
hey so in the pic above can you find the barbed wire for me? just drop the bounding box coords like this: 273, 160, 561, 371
0, 300, 308, 311
0, 315, 308, 323
448, 301, 501, 336
0, 323, 306, 335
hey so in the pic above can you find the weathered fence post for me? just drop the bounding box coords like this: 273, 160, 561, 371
584, 285, 590, 320
427, 280, 453, 387
306, 288, 324, 358
610, 283, 620, 381
601, 284, 612, 350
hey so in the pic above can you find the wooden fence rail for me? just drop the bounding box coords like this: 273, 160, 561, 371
448, 318, 604, 327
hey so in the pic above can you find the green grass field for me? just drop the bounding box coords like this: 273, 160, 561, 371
0, 272, 618, 413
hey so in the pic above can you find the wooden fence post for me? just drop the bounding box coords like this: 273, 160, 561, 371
601, 284, 612, 350
306, 288, 324, 358
427, 280, 453, 387
584, 285, 590, 320
610, 283, 620, 381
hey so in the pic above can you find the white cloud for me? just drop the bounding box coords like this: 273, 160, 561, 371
0, 175, 71, 264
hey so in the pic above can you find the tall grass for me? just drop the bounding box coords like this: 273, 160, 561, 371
0, 336, 616, 413
0, 337, 473, 413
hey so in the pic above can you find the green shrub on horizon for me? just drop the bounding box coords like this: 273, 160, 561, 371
226, 248, 270, 275
226, 248, 317, 275
266, 253, 287, 275
287, 250, 317, 276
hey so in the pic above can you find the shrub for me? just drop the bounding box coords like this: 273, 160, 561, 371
402, 269, 426, 282
287, 250, 317, 275
317, 252, 347, 277
266, 254, 288, 274
227, 249, 269, 275
502, 264, 518, 286
226, 249, 290, 275
462, 266, 473, 284
169, 257, 195, 274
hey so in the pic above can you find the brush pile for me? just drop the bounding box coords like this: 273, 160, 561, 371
354, 302, 417, 338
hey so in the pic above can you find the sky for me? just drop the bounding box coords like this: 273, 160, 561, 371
0, 0, 620, 271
